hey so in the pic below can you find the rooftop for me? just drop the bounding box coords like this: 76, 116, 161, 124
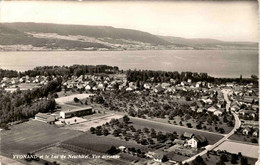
61, 106, 92, 113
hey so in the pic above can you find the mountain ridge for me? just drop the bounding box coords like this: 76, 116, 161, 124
0, 22, 258, 51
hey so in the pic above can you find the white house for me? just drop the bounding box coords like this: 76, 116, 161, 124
213, 109, 223, 116
207, 106, 217, 113
187, 137, 198, 148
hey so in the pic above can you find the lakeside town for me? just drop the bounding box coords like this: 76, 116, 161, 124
0, 65, 258, 165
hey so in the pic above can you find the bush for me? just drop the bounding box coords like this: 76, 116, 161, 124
106, 146, 119, 155
186, 123, 192, 128
220, 154, 229, 162
73, 97, 80, 103
251, 138, 258, 143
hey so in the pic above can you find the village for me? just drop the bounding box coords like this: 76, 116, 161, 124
0, 67, 258, 165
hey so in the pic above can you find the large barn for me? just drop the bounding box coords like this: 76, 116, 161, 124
60, 106, 93, 119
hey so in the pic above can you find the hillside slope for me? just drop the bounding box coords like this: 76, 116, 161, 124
0, 22, 257, 51
158, 36, 258, 49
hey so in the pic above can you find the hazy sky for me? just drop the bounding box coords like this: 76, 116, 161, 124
0, 1, 258, 42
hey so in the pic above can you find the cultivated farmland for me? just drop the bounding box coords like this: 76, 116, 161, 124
214, 141, 259, 159
63, 132, 148, 154
1, 120, 83, 156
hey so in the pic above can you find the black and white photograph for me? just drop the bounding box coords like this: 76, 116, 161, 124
0, 0, 259, 165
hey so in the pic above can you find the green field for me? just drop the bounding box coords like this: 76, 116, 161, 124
1, 120, 83, 155
63, 132, 148, 154
129, 117, 223, 145
229, 134, 258, 144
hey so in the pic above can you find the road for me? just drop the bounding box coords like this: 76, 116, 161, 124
182, 89, 241, 164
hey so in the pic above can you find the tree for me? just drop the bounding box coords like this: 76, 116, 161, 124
103, 129, 109, 136
95, 96, 105, 104
186, 123, 192, 128
123, 115, 130, 123
240, 157, 248, 165
231, 154, 238, 164
192, 156, 206, 165
113, 129, 120, 137
90, 127, 96, 134
220, 154, 229, 162
73, 97, 80, 103
251, 138, 258, 143
106, 146, 119, 155
140, 138, 148, 145
216, 161, 226, 165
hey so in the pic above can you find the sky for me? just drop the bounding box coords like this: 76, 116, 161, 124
0, 1, 258, 42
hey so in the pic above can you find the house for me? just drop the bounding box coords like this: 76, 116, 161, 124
252, 130, 259, 137
201, 98, 213, 104
145, 151, 156, 158
187, 135, 207, 148
242, 127, 251, 135
126, 87, 133, 91
197, 108, 204, 113
97, 84, 104, 90
60, 107, 92, 119
153, 151, 168, 163
243, 96, 255, 104
226, 82, 234, 87
35, 113, 55, 124
207, 106, 217, 113
143, 83, 150, 89
213, 109, 224, 116
118, 146, 127, 152
190, 106, 196, 112
155, 84, 164, 93
161, 83, 170, 89
85, 85, 91, 91
230, 103, 240, 112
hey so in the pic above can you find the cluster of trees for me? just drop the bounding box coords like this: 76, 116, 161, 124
126, 70, 212, 83
208, 151, 249, 165
99, 90, 231, 134
23, 65, 119, 77
0, 69, 19, 79
0, 65, 119, 81
126, 70, 258, 85
91, 116, 180, 146
0, 78, 62, 128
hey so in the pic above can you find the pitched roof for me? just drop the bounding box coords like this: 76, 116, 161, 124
194, 135, 207, 143
35, 113, 51, 119
153, 151, 166, 159
174, 139, 185, 145
183, 132, 193, 138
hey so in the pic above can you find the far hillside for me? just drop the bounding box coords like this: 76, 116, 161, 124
0, 22, 258, 51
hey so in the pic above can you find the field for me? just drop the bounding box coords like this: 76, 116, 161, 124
35, 146, 128, 165
55, 94, 94, 104
146, 115, 233, 134
229, 134, 258, 144
0, 120, 83, 156
0, 155, 24, 165
63, 132, 148, 154
129, 117, 223, 145
214, 141, 259, 159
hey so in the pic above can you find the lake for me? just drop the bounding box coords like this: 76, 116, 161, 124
0, 50, 258, 78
